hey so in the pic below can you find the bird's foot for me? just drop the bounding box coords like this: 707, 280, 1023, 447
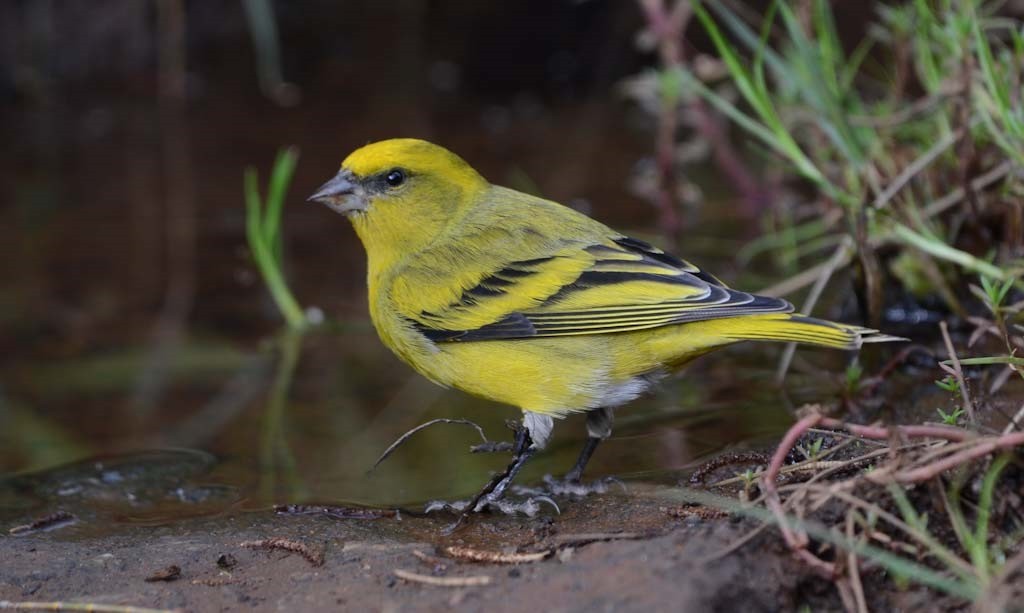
468, 420, 522, 454
469, 440, 514, 454
436, 422, 538, 532
424, 494, 560, 518
512, 474, 626, 498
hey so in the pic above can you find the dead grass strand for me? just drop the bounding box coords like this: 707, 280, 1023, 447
442, 546, 551, 564
0, 602, 179, 613
392, 569, 491, 587
240, 537, 324, 567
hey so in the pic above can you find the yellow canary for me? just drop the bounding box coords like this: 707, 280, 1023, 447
309, 138, 896, 511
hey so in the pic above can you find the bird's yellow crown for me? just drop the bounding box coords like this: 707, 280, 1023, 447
341, 138, 485, 188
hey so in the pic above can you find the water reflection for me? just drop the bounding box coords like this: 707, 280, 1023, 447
3, 311, 846, 524
0, 7, 850, 523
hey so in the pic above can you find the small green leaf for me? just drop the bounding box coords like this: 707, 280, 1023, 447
934, 375, 960, 393
946, 356, 1024, 367
845, 360, 864, 390
936, 406, 964, 426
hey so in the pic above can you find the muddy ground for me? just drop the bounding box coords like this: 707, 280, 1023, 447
2, 480, 945, 613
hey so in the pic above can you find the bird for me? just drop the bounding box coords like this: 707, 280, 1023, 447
308, 138, 897, 516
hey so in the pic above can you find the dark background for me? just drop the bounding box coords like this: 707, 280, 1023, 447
0, 0, 665, 347
0, 0, 865, 502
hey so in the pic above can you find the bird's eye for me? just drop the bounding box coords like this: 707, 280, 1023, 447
385, 169, 406, 188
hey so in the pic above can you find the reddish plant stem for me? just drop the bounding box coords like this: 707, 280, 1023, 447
759, 413, 837, 577
892, 432, 1024, 482
763, 413, 824, 494
766, 411, 1008, 491
816, 418, 974, 444
761, 407, 1024, 580
763, 484, 837, 578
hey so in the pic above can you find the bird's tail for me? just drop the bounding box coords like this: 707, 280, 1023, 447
707, 313, 905, 350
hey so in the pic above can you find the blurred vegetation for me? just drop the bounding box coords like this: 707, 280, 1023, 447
244, 147, 307, 330
629, 1, 1024, 606
628, 0, 1023, 330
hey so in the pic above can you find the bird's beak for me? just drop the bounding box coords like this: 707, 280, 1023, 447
307, 171, 365, 215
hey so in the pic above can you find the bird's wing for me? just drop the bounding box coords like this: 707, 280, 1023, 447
393, 232, 793, 342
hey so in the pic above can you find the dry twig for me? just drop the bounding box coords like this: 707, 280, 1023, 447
8, 512, 77, 535
775, 236, 855, 383
844, 512, 869, 613
190, 578, 240, 587
240, 537, 324, 567
371, 418, 489, 471
144, 565, 181, 582
442, 546, 551, 564
0, 603, 178, 613
392, 569, 491, 587
411, 549, 446, 565
663, 504, 729, 520
939, 321, 975, 422
551, 532, 647, 545
689, 451, 772, 485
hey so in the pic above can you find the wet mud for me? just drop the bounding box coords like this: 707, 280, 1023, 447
1, 482, 917, 612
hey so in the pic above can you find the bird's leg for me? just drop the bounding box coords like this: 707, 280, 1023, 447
445, 424, 537, 531
570, 406, 614, 481
513, 407, 620, 498
465, 423, 535, 512
435, 413, 557, 531
564, 436, 603, 483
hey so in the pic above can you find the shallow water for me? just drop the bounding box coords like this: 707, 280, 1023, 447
2, 318, 835, 524
0, 81, 954, 529
0, 59, 820, 525
2, 10, 1003, 531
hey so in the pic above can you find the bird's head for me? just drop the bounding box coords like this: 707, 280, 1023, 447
309, 139, 488, 256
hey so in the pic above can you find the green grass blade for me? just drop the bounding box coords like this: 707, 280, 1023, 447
706, 1, 790, 87
751, 0, 780, 113
738, 216, 835, 264
692, 1, 845, 202
972, 453, 1011, 582
677, 69, 780, 152
974, 16, 1011, 112
813, 0, 841, 97
912, 0, 943, 92
244, 158, 306, 330
693, 2, 772, 118
245, 168, 264, 256
945, 356, 1024, 367
264, 147, 300, 257
890, 223, 1019, 284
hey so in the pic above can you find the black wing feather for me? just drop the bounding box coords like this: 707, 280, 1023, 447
416, 235, 792, 343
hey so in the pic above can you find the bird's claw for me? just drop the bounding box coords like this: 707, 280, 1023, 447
423, 500, 462, 514
424, 495, 560, 517
512, 474, 626, 498
484, 495, 560, 516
